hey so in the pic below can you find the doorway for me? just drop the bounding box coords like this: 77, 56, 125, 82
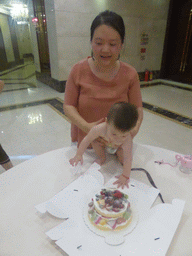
0, 2, 36, 86
0, 27, 7, 71
161, 0, 192, 84
32, 0, 50, 74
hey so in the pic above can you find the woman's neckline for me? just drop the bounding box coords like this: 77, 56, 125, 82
87, 57, 121, 82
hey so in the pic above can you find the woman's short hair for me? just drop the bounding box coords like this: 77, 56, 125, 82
107, 102, 138, 132
90, 10, 125, 44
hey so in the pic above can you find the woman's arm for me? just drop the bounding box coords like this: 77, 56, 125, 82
63, 62, 105, 135
63, 104, 89, 134
128, 71, 143, 138
113, 134, 132, 189
63, 104, 105, 134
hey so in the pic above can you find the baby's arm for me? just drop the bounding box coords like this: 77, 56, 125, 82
69, 125, 103, 166
122, 138, 132, 178
113, 134, 133, 188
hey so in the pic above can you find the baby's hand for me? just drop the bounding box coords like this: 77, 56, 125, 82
69, 155, 83, 166
113, 175, 129, 189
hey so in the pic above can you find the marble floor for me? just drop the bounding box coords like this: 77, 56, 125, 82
0, 61, 192, 173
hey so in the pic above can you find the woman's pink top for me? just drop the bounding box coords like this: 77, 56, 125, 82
64, 57, 142, 145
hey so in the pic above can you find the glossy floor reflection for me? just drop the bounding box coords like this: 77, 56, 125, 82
0, 62, 192, 172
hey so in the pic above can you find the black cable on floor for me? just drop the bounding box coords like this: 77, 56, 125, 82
131, 168, 165, 203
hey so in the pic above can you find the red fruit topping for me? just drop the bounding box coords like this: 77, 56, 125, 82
114, 192, 123, 198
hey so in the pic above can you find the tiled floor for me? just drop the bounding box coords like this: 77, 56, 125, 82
0, 61, 192, 173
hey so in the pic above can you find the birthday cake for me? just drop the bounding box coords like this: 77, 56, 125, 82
88, 188, 132, 231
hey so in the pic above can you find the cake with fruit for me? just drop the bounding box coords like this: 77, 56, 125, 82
88, 188, 132, 231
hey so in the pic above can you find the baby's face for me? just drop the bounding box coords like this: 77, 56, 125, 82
106, 123, 129, 144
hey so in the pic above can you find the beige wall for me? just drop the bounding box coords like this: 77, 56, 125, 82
44, 0, 59, 79
16, 24, 33, 59
45, 0, 170, 81
0, 13, 15, 62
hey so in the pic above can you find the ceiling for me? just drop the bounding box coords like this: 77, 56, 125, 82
0, 0, 30, 21
0, 0, 28, 10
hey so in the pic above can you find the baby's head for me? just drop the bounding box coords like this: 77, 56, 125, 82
107, 102, 138, 132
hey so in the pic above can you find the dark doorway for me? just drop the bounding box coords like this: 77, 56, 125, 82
32, 0, 50, 74
161, 0, 192, 84
8, 17, 22, 64
0, 27, 7, 71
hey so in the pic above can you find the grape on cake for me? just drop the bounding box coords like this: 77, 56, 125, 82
88, 188, 132, 231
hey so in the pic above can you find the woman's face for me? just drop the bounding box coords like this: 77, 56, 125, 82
91, 24, 123, 67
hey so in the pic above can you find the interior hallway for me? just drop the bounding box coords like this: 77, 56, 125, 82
0, 60, 192, 173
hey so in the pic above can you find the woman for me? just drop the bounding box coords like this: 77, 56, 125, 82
63, 10, 143, 186
64, 10, 143, 143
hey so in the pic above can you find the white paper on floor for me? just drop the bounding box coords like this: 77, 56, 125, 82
35, 162, 185, 256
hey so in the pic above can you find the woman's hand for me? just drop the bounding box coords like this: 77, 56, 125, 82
69, 155, 83, 166
63, 104, 105, 135
113, 174, 129, 189
86, 117, 105, 133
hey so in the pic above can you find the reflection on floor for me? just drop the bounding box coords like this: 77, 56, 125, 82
0, 62, 192, 173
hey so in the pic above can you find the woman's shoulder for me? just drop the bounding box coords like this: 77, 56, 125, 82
69, 57, 91, 78
71, 57, 89, 70
118, 61, 139, 82
120, 61, 137, 74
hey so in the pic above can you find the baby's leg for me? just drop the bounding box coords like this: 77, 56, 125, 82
116, 147, 123, 165
91, 140, 106, 165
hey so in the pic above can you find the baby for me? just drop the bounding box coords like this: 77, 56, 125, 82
70, 102, 138, 188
